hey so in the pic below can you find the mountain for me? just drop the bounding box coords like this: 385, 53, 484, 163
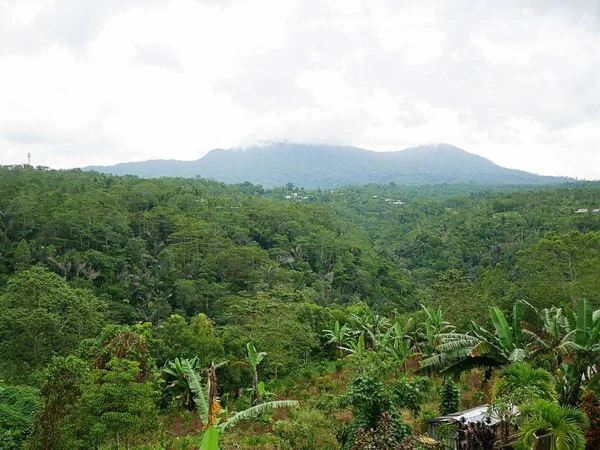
84, 143, 568, 188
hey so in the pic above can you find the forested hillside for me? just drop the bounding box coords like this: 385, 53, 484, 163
85, 143, 569, 187
2, 165, 600, 449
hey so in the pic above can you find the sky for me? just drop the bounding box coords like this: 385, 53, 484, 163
0, 0, 599, 179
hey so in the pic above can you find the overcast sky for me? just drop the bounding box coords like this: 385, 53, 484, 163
1, 0, 599, 179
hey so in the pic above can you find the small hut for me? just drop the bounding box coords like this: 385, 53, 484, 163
427, 405, 505, 449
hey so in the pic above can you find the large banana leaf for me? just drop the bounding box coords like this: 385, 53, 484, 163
219, 400, 299, 431
247, 342, 267, 367
181, 358, 209, 424
513, 301, 524, 346
576, 299, 592, 347
490, 307, 513, 350
200, 426, 220, 450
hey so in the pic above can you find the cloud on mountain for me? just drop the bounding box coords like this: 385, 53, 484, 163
0, 0, 598, 179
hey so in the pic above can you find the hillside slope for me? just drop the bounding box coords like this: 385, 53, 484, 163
85, 143, 567, 187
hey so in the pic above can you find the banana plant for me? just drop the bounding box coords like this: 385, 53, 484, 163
247, 342, 267, 406
522, 299, 600, 405
420, 301, 527, 376
323, 321, 352, 358
162, 356, 201, 410
340, 332, 366, 358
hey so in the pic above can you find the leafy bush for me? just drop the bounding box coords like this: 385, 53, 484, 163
579, 390, 600, 449
459, 417, 497, 450
0, 383, 40, 449
351, 413, 426, 450
439, 378, 461, 415
274, 408, 340, 450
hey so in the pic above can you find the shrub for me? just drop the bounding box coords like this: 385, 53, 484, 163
274, 408, 340, 450
459, 417, 497, 450
579, 390, 600, 449
439, 378, 461, 415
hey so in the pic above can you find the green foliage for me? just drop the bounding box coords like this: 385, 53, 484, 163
3, 167, 600, 447
200, 426, 220, 450
27, 356, 89, 449
338, 363, 417, 449
274, 408, 340, 450
421, 301, 527, 375
156, 314, 224, 367
0, 383, 40, 449
517, 399, 589, 450
83, 357, 160, 448
162, 356, 202, 410
439, 378, 461, 416
0, 267, 105, 383
579, 390, 600, 450
491, 362, 556, 404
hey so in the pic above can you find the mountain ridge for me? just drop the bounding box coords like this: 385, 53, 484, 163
84, 143, 569, 188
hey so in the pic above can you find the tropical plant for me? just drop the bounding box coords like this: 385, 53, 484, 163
421, 305, 455, 357
517, 399, 589, 450
522, 299, 600, 405
340, 333, 367, 358
323, 321, 352, 358
579, 390, 600, 450
420, 302, 527, 376
439, 378, 461, 416
162, 356, 202, 410
180, 358, 217, 428
247, 342, 267, 406
491, 362, 556, 404
184, 357, 298, 439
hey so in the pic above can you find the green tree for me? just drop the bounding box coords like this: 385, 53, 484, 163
83, 358, 159, 448
28, 356, 90, 450
0, 267, 106, 383
0, 383, 40, 450
522, 299, 600, 405
491, 362, 556, 405
156, 314, 224, 367
13, 239, 31, 270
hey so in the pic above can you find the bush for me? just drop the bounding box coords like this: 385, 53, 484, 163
439, 378, 461, 415
580, 390, 600, 449
0, 383, 41, 450
274, 408, 340, 450
351, 412, 422, 450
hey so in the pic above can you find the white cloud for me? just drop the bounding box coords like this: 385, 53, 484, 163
0, 0, 599, 180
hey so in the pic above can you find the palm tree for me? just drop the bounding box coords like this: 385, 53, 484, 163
491, 362, 557, 444
322, 321, 352, 358
420, 302, 527, 377
517, 399, 589, 450
491, 362, 556, 404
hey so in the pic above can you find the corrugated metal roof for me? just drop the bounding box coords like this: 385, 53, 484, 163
429, 405, 503, 426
